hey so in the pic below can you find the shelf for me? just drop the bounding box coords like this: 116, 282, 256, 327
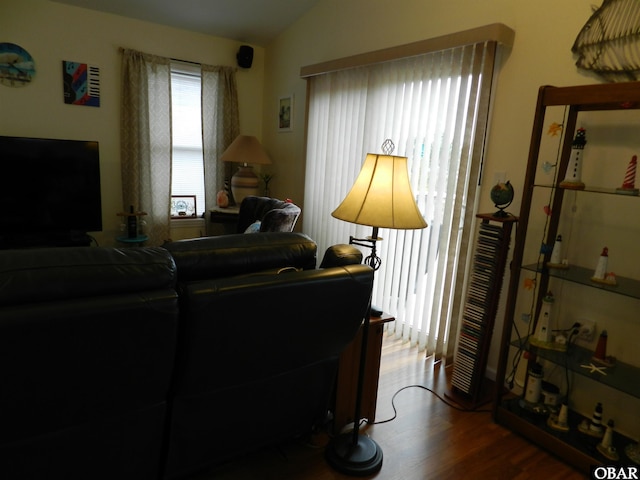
495, 81, 640, 473
532, 183, 640, 197
521, 263, 640, 301
496, 397, 638, 474
511, 336, 640, 400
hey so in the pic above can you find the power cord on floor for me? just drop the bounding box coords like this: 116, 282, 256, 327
372, 383, 492, 426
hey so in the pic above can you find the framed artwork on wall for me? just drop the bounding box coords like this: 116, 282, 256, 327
278, 94, 293, 132
62, 61, 101, 107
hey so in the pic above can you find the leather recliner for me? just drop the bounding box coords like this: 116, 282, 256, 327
236, 196, 301, 233
161, 233, 372, 479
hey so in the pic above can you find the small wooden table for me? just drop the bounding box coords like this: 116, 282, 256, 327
209, 206, 239, 235
333, 313, 395, 432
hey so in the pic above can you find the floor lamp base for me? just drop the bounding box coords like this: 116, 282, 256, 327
325, 433, 383, 476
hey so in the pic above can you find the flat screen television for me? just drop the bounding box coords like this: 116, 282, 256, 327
0, 135, 102, 248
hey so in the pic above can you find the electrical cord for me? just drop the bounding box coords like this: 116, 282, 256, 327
371, 383, 492, 427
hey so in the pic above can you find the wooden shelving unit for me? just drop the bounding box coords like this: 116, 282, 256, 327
493, 81, 640, 474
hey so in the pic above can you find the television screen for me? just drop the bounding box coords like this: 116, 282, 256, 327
0, 135, 102, 247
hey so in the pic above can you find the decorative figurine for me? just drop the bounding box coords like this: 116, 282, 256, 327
560, 128, 587, 190
548, 401, 570, 432
547, 234, 569, 269
579, 402, 605, 438
591, 247, 617, 285
593, 330, 617, 367
616, 155, 639, 196
524, 363, 544, 404
533, 292, 554, 344
216, 189, 229, 207
597, 419, 619, 461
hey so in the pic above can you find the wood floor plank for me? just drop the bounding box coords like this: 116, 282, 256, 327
195, 334, 587, 479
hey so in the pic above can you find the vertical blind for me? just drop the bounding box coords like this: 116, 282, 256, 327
303, 41, 497, 360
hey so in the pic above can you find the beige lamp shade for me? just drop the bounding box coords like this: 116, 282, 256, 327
220, 135, 271, 205
220, 135, 271, 166
332, 154, 427, 229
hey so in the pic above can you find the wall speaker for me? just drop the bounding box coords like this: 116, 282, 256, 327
237, 45, 254, 69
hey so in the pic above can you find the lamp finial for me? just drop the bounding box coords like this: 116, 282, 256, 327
381, 138, 395, 155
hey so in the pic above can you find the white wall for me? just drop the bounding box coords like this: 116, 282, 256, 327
261, 0, 606, 374
0, 0, 265, 246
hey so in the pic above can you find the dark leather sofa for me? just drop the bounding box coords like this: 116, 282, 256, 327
0, 232, 372, 480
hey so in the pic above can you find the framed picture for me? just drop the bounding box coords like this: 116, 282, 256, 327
171, 195, 197, 218
278, 94, 293, 132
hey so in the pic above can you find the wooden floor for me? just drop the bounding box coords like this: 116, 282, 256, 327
195, 335, 587, 480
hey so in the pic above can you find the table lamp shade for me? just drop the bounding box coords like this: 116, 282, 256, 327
220, 135, 271, 166
220, 135, 271, 204
331, 154, 427, 229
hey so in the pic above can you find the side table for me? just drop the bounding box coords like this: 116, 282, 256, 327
116, 234, 148, 246
209, 206, 239, 235
333, 313, 395, 433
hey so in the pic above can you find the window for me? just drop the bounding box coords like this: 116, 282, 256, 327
170, 64, 205, 217
303, 40, 501, 361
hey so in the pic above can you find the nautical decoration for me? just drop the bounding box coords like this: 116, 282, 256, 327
572, 0, 640, 82
547, 234, 568, 269
593, 330, 617, 366
579, 402, 605, 438
524, 363, 544, 404
548, 401, 570, 432
616, 155, 639, 195
560, 128, 587, 190
597, 420, 620, 461
533, 292, 554, 344
591, 246, 618, 285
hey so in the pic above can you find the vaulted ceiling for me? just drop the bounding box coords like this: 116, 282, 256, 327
50, 0, 321, 46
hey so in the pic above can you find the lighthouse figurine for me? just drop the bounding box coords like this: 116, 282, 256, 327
616, 155, 640, 196
591, 247, 617, 285
547, 234, 568, 269
560, 128, 587, 190
597, 419, 620, 461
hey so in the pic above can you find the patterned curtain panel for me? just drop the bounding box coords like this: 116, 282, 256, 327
120, 49, 172, 246
201, 65, 239, 235
121, 50, 239, 243
304, 41, 499, 362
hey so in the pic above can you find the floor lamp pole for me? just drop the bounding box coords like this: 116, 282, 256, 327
325, 226, 384, 475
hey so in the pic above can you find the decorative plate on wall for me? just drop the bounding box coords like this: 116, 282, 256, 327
0, 42, 36, 87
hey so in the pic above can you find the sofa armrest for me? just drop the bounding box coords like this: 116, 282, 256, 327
163, 232, 317, 282
320, 244, 363, 268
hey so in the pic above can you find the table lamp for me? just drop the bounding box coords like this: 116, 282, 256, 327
220, 135, 271, 205
326, 141, 427, 475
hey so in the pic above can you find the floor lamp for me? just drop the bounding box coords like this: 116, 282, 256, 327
326, 143, 427, 476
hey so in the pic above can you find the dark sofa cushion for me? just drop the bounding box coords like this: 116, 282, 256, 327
0, 246, 177, 306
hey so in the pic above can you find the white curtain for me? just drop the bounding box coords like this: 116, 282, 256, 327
304, 41, 497, 361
